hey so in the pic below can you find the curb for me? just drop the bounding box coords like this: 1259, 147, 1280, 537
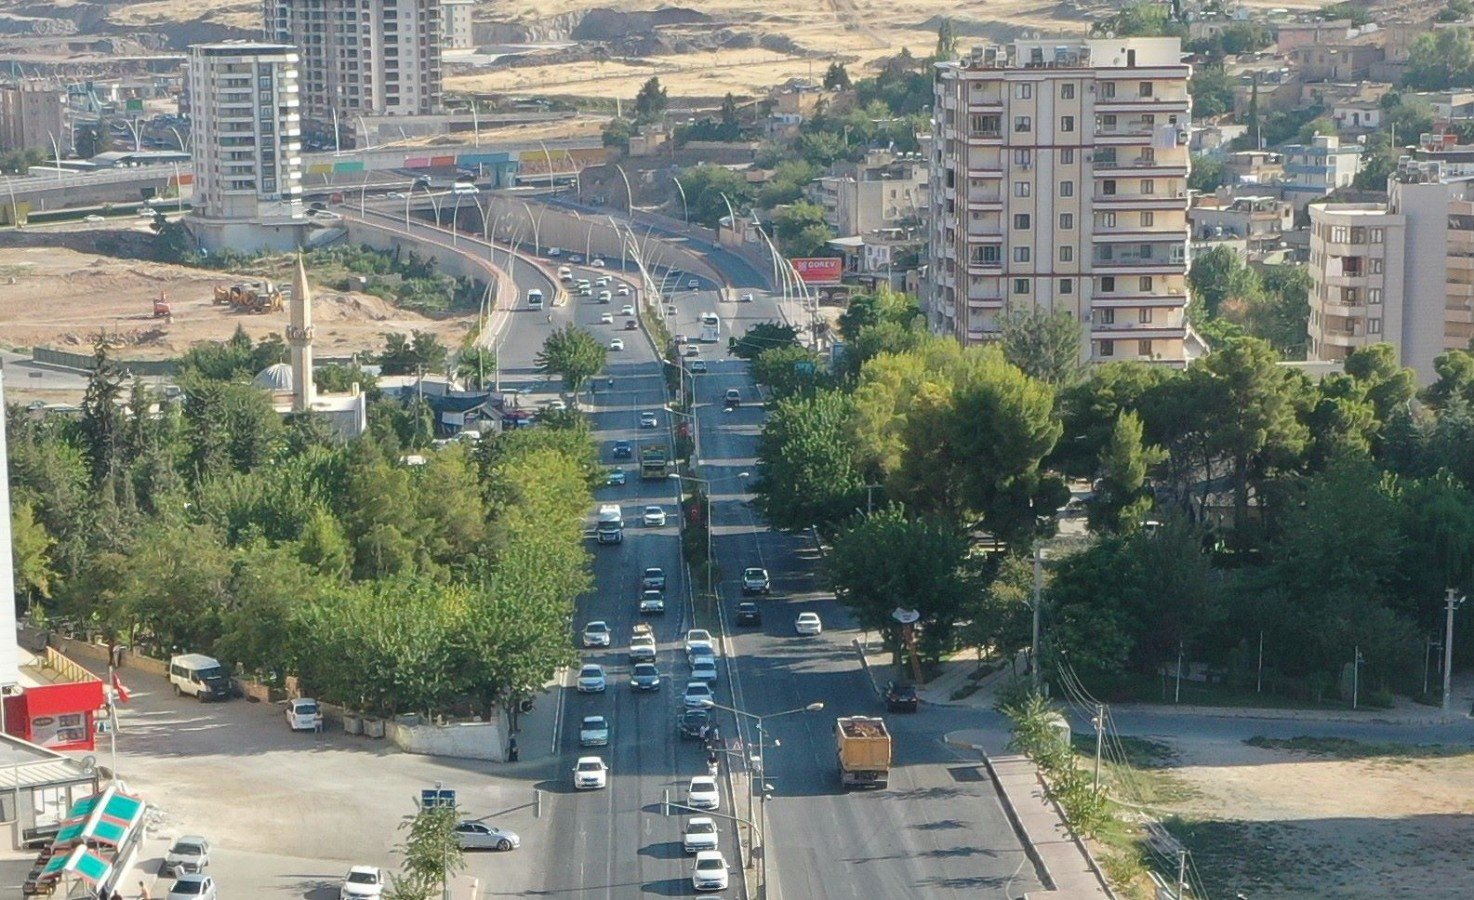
979, 752, 1056, 893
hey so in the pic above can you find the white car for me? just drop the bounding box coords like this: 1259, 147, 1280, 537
610, 338, 625, 351
598, 290, 612, 303
548, 247, 562, 257
595, 276, 611, 286
579, 715, 610, 746
683, 681, 714, 709
84, 214, 105, 223
339, 866, 384, 900
688, 775, 721, 810
688, 278, 700, 289
688, 648, 716, 672
453, 821, 520, 851
162, 836, 211, 876
629, 635, 657, 662
690, 658, 718, 684
168, 875, 217, 900
546, 398, 568, 411
642, 567, 666, 590
599, 313, 613, 325
592, 258, 607, 268
639, 410, 659, 428
684, 629, 713, 653
285, 697, 321, 731
643, 505, 667, 527
574, 755, 608, 789
577, 664, 607, 693
639, 589, 666, 615
795, 612, 823, 636
620, 304, 636, 316
683, 817, 719, 853
582, 621, 611, 648
690, 359, 708, 374
741, 293, 754, 303
617, 285, 631, 296
692, 850, 730, 892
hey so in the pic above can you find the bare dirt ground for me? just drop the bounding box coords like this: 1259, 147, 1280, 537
0, 241, 476, 361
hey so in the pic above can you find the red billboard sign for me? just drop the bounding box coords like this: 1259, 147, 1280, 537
791, 257, 843, 284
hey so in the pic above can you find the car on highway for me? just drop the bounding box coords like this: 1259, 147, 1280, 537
690, 658, 718, 684
592, 258, 606, 267
639, 411, 659, 428
679, 709, 711, 740
579, 285, 593, 296
689, 359, 708, 374
735, 602, 762, 626
579, 715, 610, 747
547, 247, 562, 258
609, 338, 625, 351
642, 505, 667, 527
684, 816, 719, 853
885, 680, 920, 712
692, 850, 730, 892
742, 568, 771, 595
620, 304, 636, 316
577, 664, 607, 693
569, 253, 584, 263
688, 648, 715, 672
558, 266, 573, 281
169, 874, 218, 900
595, 276, 611, 286
687, 278, 700, 289
741, 293, 754, 303
642, 567, 666, 590
582, 621, 611, 648
631, 662, 662, 691
607, 467, 626, 486
598, 290, 612, 303
617, 285, 631, 296
674, 333, 687, 344
573, 756, 608, 790
84, 214, 105, 223
612, 441, 632, 459
724, 389, 741, 408
795, 612, 823, 636
454, 821, 520, 851
639, 589, 666, 615
629, 635, 657, 662
625, 319, 638, 330
285, 698, 321, 731
683, 681, 714, 709
684, 629, 713, 653
599, 313, 613, 324
387, 191, 407, 199
683, 345, 701, 358
338, 866, 384, 900
162, 836, 211, 876
688, 775, 721, 810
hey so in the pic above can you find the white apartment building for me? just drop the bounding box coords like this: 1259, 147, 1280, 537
1281, 134, 1361, 210
811, 150, 928, 237
930, 38, 1194, 365
188, 42, 303, 228
441, 0, 474, 50
265, 0, 443, 140
1307, 160, 1474, 382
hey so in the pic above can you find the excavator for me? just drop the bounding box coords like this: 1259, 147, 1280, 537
213, 280, 284, 313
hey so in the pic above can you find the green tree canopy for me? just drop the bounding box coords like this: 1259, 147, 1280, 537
535, 324, 608, 396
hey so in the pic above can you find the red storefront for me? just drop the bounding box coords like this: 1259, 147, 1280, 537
5, 681, 105, 752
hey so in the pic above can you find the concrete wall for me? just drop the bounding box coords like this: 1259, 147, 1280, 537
344, 214, 507, 299
387, 714, 508, 762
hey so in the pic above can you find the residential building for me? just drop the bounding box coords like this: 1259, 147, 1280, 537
1408, 90, 1474, 121
1189, 194, 1293, 256
1412, 131, 1474, 179
1224, 150, 1284, 185
441, 0, 474, 49
929, 38, 1195, 365
1306, 160, 1474, 381
0, 82, 66, 155
264, 0, 443, 142
1281, 135, 1361, 209
187, 42, 305, 250
1289, 42, 1381, 83
811, 149, 928, 236
1275, 19, 1353, 53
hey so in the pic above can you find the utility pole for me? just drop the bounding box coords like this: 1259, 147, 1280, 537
1352, 645, 1363, 710
1256, 629, 1264, 694
1031, 545, 1043, 688
1092, 704, 1104, 795
1443, 588, 1465, 713
1176, 848, 1188, 900
1174, 641, 1184, 704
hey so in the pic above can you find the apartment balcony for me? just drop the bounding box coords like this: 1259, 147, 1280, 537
1090, 323, 1185, 341
967, 295, 1004, 310
1092, 156, 1188, 176
967, 97, 1004, 112
967, 194, 1004, 210
967, 130, 1004, 145
1093, 252, 1187, 272
966, 260, 1004, 273
1094, 228, 1188, 243
1093, 191, 1188, 208
1094, 96, 1191, 115
1091, 292, 1187, 308
967, 167, 1004, 180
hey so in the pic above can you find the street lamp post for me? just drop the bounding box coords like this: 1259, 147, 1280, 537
672, 175, 689, 225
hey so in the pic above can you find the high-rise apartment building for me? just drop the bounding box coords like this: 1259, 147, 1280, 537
1307, 160, 1474, 382
0, 82, 66, 156
265, 0, 443, 137
441, 0, 474, 50
929, 38, 1194, 366
188, 43, 303, 228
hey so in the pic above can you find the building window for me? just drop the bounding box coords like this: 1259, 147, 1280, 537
1059, 278, 1073, 294
1015, 181, 1031, 197
1330, 226, 1350, 243
1061, 83, 1075, 100
1369, 288, 1382, 304
1141, 179, 1154, 194
1101, 82, 1116, 99
1061, 115, 1075, 132
1101, 114, 1118, 129
1014, 247, 1031, 262
1014, 149, 1032, 165
1139, 82, 1153, 98
1101, 308, 1116, 324
1370, 228, 1384, 242
1061, 181, 1074, 197
1101, 276, 1116, 292
1014, 278, 1030, 294
1369, 318, 1383, 334
1014, 116, 1032, 133
1016, 83, 1033, 99
1350, 227, 1367, 243
1371, 258, 1383, 274
1139, 276, 1154, 292
1141, 211, 1154, 227
1060, 246, 1073, 262
1014, 213, 1031, 229
1100, 339, 1116, 356
1060, 213, 1074, 229
1138, 339, 1153, 356
1061, 148, 1074, 164
1098, 212, 1117, 227
1102, 180, 1117, 196
1138, 307, 1152, 324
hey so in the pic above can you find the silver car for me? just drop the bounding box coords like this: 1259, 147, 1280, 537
167, 874, 218, 900
454, 820, 521, 851
163, 835, 211, 876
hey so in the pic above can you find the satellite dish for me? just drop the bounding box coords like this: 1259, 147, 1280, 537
80, 755, 97, 773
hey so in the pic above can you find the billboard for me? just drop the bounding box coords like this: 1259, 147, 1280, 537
791, 257, 843, 284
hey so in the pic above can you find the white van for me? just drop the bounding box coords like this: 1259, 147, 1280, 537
527, 288, 544, 308
169, 654, 235, 702
558, 267, 574, 282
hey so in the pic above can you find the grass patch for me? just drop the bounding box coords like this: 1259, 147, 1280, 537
1071, 734, 1197, 806
1244, 735, 1474, 760
1158, 816, 1295, 895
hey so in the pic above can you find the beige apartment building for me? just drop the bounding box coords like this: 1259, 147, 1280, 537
1307, 160, 1474, 382
0, 82, 66, 156
265, 0, 443, 142
929, 38, 1194, 365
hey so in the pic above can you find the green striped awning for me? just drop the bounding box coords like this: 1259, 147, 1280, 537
39, 844, 112, 884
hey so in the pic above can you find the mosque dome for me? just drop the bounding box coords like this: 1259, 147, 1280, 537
252, 362, 294, 392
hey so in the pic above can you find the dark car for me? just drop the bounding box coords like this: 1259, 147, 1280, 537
625, 319, 638, 330
612, 441, 633, 459
735, 602, 762, 627
724, 389, 741, 409
678, 708, 711, 740
631, 663, 662, 692
885, 680, 919, 713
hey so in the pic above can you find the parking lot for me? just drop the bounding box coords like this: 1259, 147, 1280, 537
95, 662, 556, 898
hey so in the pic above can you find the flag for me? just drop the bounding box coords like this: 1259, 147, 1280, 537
111, 672, 131, 704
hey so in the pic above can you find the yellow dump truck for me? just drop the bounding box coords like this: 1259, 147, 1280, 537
835, 715, 891, 790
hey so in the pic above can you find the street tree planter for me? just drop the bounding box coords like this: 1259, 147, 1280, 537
363, 717, 386, 738
343, 712, 364, 735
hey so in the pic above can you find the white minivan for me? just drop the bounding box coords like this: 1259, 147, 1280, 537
169, 654, 236, 702
527, 288, 544, 309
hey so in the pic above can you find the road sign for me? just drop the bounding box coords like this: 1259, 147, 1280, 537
421, 788, 456, 809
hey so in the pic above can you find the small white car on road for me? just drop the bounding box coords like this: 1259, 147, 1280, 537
598, 290, 612, 303
610, 338, 625, 351
599, 313, 613, 325
621, 304, 636, 316
642, 505, 667, 527
642, 567, 666, 590
683, 681, 714, 709
454, 821, 520, 851
617, 285, 631, 296
582, 621, 611, 648
639, 410, 659, 428
574, 756, 608, 789
580, 715, 610, 747
688, 775, 721, 810
577, 664, 607, 693
684, 629, 713, 653
795, 612, 823, 636
285, 698, 321, 731
338, 866, 384, 900
690, 658, 718, 684
639, 590, 666, 615
684, 817, 719, 853
692, 850, 730, 892
629, 635, 657, 662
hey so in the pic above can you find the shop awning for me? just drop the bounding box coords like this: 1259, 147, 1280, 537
40, 843, 113, 885
52, 784, 145, 849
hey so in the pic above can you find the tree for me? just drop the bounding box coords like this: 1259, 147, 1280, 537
11, 502, 56, 609
771, 201, 834, 258
1190, 65, 1236, 119
634, 77, 668, 124
934, 18, 957, 60
386, 803, 464, 900
602, 118, 633, 154
823, 62, 852, 91
751, 345, 827, 399
79, 340, 128, 488
730, 321, 800, 360
675, 164, 753, 227
535, 325, 607, 397
379, 331, 448, 376
998, 308, 1083, 386
1354, 132, 1397, 191
1054, 361, 1175, 479
1403, 28, 1474, 91
719, 93, 741, 140
454, 347, 497, 391
1424, 348, 1474, 410
74, 122, 110, 159
1087, 412, 1166, 535
754, 390, 868, 534
836, 288, 921, 343
1189, 245, 1261, 319
1188, 154, 1229, 193
1248, 264, 1311, 357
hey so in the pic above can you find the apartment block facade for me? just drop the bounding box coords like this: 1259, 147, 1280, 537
188, 43, 304, 223
1307, 160, 1474, 382
0, 82, 65, 155
264, 0, 442, 135
441, 0, 473, 49
929, 38, 1194, 365
811, 150, 928, 237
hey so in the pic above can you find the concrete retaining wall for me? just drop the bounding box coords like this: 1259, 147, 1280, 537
387, 714, 508, 762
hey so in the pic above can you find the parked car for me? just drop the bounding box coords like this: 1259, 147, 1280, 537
592, 258, 606, 268
735, 602, 762, 626
687, 775, 720, 810
683, 816, 719, 853
631, 662, 662, 691
547, 247, 562, 257
162, 836, 211, 876
285, 698, 321, 731
580, 715, 610, 746
338, 866, 383, 900
742, 568, 771, 595
454, 821, 520, 851
795, 612, 823, 636
687, 278, 700, 289
885, 680, 920, 713
692, 850, 730, 892
577, 664, 607, 693
582, 621, 611, 648
642, 567, 666, 591
639, 590, 666, 615
169, 874, 219, 900
573, 756, 608, 790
